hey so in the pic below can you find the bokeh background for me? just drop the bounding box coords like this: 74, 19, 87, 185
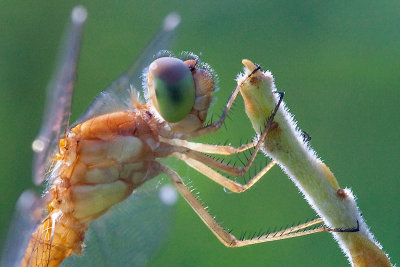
0, 1, 399, 266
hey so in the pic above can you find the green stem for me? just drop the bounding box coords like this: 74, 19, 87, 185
238, 59, 391, 267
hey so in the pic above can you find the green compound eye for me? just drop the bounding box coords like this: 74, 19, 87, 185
148, 57, 195, 122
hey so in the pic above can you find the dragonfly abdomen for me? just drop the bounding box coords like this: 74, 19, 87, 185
21, 211, 85, 267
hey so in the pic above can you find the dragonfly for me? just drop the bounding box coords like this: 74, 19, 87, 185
2, 5, 356, 267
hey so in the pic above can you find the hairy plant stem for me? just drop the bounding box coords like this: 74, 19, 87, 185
237, 59, 391, 267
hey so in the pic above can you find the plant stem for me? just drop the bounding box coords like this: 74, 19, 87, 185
237, 59, 391, 266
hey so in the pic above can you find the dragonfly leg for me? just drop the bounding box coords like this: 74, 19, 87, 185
155, 92, 285, 193
154, 140, 275, 193
179, 90, 284, 177
159, 137, 256, 155
155, 162, 348, 247
171, 150, 275, 193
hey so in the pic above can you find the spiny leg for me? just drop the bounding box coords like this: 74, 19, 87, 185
187, 90, 284, 177
155, 92, 284, 193
156, 162, 357, 247
154, 139, 275, 193
176, 148, 266, 176
159, 136, 256, 155
171, 150, 275, 193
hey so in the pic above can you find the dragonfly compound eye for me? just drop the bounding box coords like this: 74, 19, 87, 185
148, 57, 195, 122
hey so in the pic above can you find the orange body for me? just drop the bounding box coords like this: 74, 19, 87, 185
21, 57, 215, 266
21, 110, 160, 266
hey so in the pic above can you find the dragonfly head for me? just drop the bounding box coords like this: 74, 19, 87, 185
148, 57, 195, 123
147, 56, 215, 133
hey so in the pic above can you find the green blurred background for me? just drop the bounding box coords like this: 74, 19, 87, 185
0, 1, 399, 266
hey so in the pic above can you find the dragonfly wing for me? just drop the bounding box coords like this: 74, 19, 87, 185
61, 13, 181, 265
0, 191, 43, 267
76, 12, 181, 124
32, 6, 87, 185
61, 179, 178, 267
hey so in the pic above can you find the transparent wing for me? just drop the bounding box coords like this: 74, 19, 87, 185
76, 12, 181, 124
61, 179, 178, 267
32, 6, 87, 185
1, 181, 177, 267
59, 13, 181, 265
0, 191, 43, 267
17, 8, 181, 266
